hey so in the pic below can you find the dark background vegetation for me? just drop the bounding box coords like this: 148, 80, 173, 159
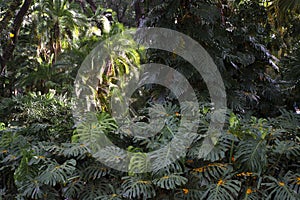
0, 0, 299, 199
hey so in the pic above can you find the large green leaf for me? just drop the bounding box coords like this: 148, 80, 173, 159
121, 176, 156, 199
153, 173, 188, 190
202, 179, 241, 200
235, 138, 267, 174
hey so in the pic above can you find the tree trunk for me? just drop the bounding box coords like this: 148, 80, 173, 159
0, 0, 32, 97
86, 0, 97, 13
53, 20, 61, 63
0, 0, 22, 36
0, 0, 32, 75
134, 0, 143, 27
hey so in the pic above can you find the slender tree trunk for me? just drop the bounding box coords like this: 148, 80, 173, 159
0, 0, 32, 97
134, 0, 143, 27
0, 0, 22, 36
53, 20, 61, 63
0, 0, 32, 75
86, 0, 97, 13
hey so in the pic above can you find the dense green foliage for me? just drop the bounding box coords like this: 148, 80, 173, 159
0, 0, 300, 199
1, 94, 299, 199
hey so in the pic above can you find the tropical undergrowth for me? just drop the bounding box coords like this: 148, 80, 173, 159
0, 91, 299, 199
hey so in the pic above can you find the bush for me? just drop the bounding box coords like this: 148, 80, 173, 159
0, 92, 299, 199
